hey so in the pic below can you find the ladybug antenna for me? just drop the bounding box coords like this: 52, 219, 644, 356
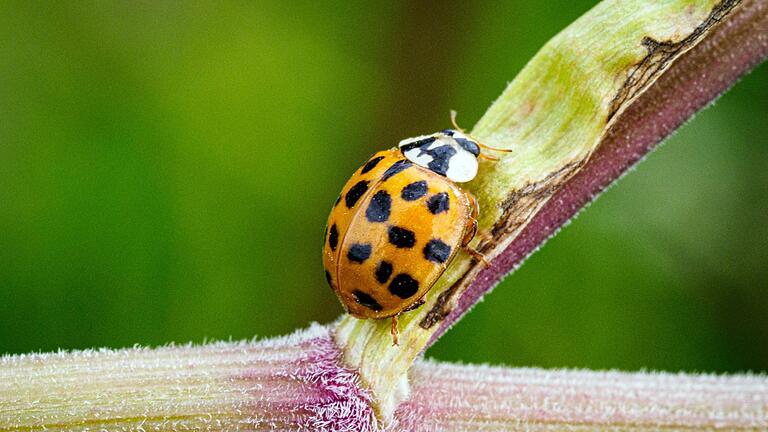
450, 110, 513, 154
449, 110, 466, 133
478, 153, 500, 161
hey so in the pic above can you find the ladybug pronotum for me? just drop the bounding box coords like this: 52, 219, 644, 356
323, 113, 509, 344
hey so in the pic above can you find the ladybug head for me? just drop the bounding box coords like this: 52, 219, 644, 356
398, 130, 480, 183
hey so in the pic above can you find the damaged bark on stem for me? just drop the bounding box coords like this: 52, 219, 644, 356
1, 0, 767, 430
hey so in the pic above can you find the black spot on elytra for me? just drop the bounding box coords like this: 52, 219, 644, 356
360, 156, 385, 174
455, 137, 480, 156
375, 261, 393, 283
328, 224, 338, 251
365, 190, 391, 222
352, 289, 382, 311
401, 181, 428, 201
424, 239, 451, 263
389, 273, 419, 299
324, 270, 333, 287
345, 180, 369, 208
388, 226, 415, 248
441, 129, 455, 136
426, 192, 450, 214
426, 145, 456, 176
382, 160, 412, 180
347, 243, 372, 263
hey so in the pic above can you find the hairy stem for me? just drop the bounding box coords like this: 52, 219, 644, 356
399, 361, 768, 431
1, 0, 766, 430
2, 326, 766, 431
0, 325, 377, 431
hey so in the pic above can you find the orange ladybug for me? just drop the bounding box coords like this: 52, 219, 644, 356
323, 113, 508, 344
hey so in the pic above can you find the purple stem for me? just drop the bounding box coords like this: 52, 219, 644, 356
431, 0, 768, 343
395, 361, 768, 430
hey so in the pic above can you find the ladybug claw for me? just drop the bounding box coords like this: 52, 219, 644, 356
391, 316, 399, 346
464, 246, 489, 267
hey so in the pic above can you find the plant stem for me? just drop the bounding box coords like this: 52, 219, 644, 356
337, 0, 768, 419
2, 1, 766, 430
0, 325, 377, 431
399, 361, 768, 431
2, 327, 766, 431
436, 0, 768, 342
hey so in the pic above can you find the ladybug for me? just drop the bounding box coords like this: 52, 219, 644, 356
323, 112, 509, 344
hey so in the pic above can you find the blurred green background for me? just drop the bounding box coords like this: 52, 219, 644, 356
1, 2, 766, 373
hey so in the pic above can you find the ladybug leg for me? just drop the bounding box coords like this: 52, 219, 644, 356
464, 246, 489, 266
461, 193, 479, 247
461, 217, 478, 247
461, 193, 490, 267
391, 315, 399, 346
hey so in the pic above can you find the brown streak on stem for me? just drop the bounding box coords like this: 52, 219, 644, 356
419, 267, 473, 329
487, 159, 586, 243
419, 160, 585, 330
608, 0, 740, 120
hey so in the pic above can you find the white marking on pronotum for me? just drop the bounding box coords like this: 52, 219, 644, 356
398, 130, 480, 183
445, 149, 477, 182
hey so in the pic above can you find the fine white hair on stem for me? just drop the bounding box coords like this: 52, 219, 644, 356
397, 360, 768, 431
1, 326, 766, 431
1, 0, 766, 430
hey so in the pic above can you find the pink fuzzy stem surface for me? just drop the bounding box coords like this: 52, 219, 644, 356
397, 361, 768, 431
3, 325, 766, 431
0, 325, 377, 431
433, 0, 768, 342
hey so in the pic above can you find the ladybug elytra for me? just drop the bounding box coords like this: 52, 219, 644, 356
323, 113, 509, 344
